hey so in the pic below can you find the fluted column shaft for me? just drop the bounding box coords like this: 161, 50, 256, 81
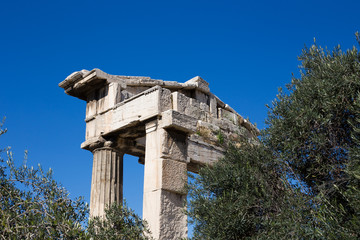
90, 146, 124, 217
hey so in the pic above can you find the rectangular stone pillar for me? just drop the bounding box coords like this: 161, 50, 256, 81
143, 120, 188, 240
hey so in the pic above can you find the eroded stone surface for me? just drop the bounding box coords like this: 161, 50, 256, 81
59, 68, 257, 239
161, 159, 187, 194
159, 190, 187, 240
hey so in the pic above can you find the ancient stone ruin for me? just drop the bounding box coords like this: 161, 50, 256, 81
59, 69, 258, 239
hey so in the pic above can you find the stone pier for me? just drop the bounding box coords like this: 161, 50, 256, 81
59, 69, 257, 239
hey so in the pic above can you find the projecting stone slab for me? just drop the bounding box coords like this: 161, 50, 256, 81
161, 110, 197, 133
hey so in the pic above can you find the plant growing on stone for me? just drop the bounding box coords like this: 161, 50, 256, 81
216, 130, 225, 144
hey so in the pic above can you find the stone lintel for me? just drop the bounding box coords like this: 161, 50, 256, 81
187, 135, 225, 170
83, 85, 170, 144
116, 137, 145, 157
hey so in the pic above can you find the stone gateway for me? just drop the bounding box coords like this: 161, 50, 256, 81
59, 69, 257, 239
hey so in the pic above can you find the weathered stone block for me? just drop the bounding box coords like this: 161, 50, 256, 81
86, 91, 97, 118
159, 87, 172, 112
143, 189, 187, 240
161, 130, 188, 162
195, 90, 209, 104
161, 159, 187, 194
187, 135, 225, 167
184, 76, 210, 93
85, 119, 96, 139
171, 91, 210, 121
196, 120, 221, 145
161, 110, 197, 133
159, 190, 187, 239
218, 107, 238, 124
209, 94, 217, 118
171, 91, 188, 114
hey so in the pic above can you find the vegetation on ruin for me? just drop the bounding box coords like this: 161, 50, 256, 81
0, 120, 150, 240
187, 33, 360, 239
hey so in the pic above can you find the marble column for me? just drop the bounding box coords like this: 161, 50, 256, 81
90, 141, 124, 217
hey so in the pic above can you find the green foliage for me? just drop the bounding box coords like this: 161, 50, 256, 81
0, 122, 88, 239
265, 37, 360, 193
187, 34, 360, 239
88, 202, 152, 240
187, 142, 321, 240
187, 143, 278, 239
0, 121, 151, 239
264, 34, 360, 238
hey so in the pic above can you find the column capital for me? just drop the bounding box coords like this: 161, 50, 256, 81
89, 139, 122, 154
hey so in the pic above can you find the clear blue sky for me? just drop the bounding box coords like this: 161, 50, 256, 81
1, 0, 359, 233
